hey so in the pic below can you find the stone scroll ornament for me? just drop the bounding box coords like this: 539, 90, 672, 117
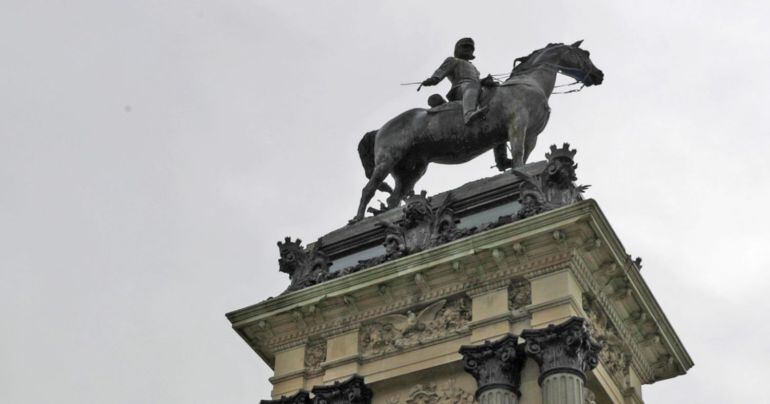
311, 375, 373, 404
520, 317, 603, 384
459, 334, 526, 398
512, 143, 590, 220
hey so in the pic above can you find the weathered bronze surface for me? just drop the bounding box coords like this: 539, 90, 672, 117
352, 41, 603, 222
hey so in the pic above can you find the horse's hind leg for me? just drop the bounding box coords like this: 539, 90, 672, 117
351, 163, 391, 223
388, 162, 427, 207
508, 110, 529, 167
523, 132, 539, 164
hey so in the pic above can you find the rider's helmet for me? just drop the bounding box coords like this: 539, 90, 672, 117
454, 38, 475, 60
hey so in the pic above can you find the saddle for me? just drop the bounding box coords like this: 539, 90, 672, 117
426, 86, 496, 114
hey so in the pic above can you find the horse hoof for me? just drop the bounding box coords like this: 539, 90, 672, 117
348, 216, 362, 225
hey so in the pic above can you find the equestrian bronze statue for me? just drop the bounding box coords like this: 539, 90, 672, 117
352, 41, 603, 223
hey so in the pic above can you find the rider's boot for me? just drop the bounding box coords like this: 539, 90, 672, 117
463, 106, 488, 125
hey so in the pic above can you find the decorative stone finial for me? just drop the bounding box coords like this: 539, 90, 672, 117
512, 143, 589, 220
521, 317, 603, 384
260, 390, 311, 404
277, 237, 331, 293
459, 334, 526, 398
311, 375, 373, 404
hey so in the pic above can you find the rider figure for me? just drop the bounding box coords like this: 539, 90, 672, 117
421, 38, 495, 124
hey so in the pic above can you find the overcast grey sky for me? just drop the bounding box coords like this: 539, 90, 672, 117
1, 1, 769, 403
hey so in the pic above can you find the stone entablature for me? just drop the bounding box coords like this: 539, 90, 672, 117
227, 200, 692, 401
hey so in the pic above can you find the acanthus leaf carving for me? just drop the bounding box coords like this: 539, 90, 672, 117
459, 334, 526, 397
311, 375, 373, 404
521, 316, 603, 384
260, 390, 311, 404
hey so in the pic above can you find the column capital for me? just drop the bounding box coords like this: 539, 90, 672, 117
311, 374, 373, 404
260, 390, 311, 404
521, 317, 603, 384
459, 333, 526, 398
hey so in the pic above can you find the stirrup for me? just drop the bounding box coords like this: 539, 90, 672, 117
464, 106, 488, 124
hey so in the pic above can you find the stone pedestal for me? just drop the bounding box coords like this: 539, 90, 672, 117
226, 166, 693, 403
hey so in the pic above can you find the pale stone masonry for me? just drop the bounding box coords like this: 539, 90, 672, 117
227, 199, 693, 403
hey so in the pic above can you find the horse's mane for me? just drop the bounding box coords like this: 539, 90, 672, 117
509, 43, 564, 79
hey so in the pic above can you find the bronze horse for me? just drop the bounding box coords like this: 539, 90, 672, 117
352, 41, 603, 222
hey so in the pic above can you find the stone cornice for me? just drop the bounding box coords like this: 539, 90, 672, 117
226, 200, 693, 385
227, 202, 589, 326
579, 203, 694, 375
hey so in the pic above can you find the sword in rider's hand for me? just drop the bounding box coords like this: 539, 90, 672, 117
400, 81, 423, 91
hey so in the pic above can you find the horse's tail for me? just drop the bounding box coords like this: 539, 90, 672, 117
358, 130, 378, 178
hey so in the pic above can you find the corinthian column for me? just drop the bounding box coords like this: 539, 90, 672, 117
521, 317, 602, 404
260, 390, 311, 403
311, 374, 373, 404
459, 334, 525, 404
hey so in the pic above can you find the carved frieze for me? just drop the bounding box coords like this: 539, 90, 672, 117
304, 340, 327, 373
459, 334, 526, 397
521, 316, 603, 383
360, 297, 471, 357
387, 380, 475, 404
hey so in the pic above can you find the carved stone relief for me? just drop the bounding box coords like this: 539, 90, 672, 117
583, 295, 631, 385
509, 281, 531, 317
360, 297, 471, 357
387, 380, 475, 404
304, 340, 327, 372
512, 143, 589, 220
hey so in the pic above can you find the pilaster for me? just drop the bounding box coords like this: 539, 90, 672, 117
271, 344, 308, 398
322, 329, 361, 383
469, 281, 512, 343
528, 270, 583, 328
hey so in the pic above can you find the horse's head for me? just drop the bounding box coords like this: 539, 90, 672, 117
557, 40, 604, 86
512, 41, 604, 87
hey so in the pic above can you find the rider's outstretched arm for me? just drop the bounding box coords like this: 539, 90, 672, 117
422, 57, 455, 86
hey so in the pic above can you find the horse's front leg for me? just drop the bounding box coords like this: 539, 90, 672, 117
508, 110, 529, 168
